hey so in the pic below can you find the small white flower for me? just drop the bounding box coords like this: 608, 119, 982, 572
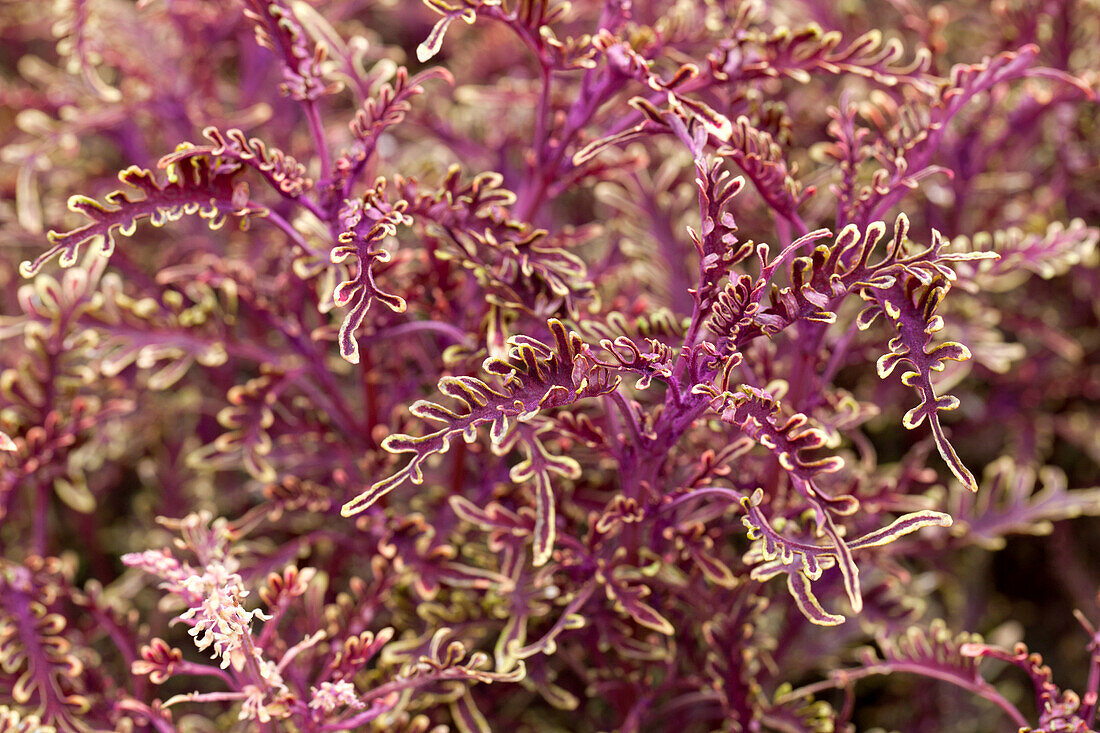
175, 563, 271, 670
308, 680, 365, 713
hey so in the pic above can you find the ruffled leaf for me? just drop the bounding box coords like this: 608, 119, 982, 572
22, 158, 263, 278
342, 320, 618, 516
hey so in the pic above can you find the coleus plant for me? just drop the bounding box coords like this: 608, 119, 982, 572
0, 0, 1098, 731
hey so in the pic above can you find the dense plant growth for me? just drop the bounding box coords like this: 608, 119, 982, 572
1, 1, 1098, 730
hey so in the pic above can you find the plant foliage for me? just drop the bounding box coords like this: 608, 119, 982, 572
0, 0, 1098, 730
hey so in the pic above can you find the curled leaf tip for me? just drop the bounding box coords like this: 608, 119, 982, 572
341, 485, 384, 517
340, 498, 368, 517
